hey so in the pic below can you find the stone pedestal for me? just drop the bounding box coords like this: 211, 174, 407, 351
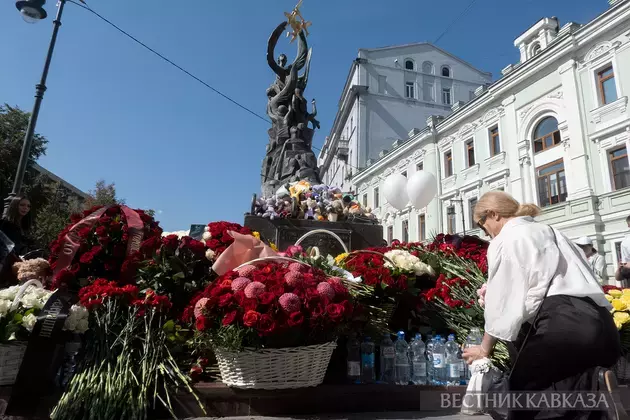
243, 215, 383, 256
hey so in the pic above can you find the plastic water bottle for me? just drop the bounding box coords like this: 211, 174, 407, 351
346, 334, 361, 384
465, 328, 483, 380
432, 335, 446, 385
426, 336, 435, 384
394, 331, 411, 385
361, 337, 375, 383
445, 334, 461, 386
410, 333, 427, 385
379, 333, 395, 383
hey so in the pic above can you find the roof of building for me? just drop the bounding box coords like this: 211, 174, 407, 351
32, 163, 90, 200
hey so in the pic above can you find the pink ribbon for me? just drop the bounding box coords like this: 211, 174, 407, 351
212, 231, 278, 276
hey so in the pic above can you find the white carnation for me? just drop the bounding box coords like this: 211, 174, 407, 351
63, 304, 89, 333
22, 313, 38, 332
205, 249, 216, 261
204, 226, 210, 233
0, 299, 11, 316
21, 293, 44, 310
0, 286, 19, 301
76, 319, 89, 334
202, 231, 212, 241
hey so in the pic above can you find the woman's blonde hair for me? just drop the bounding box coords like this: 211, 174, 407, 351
473, 191, 540, 222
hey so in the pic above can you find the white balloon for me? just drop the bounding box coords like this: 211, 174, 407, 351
382, 173, 409, 210
406, 171, 437, 209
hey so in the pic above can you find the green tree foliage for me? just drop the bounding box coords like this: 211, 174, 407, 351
32, 183, 83, 247
85, 179, 125, 208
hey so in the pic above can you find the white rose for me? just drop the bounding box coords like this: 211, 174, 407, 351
0, 286, 19, 301
64, 316, 78, 332
76, 319, 89, 334
205, 249, 216, 261
202, 231, 212, 241
22, 313, 38, 332
204, 226, 210, 233
71, 305, 88, 320
21, 293, 43, 309
0, 299, 11, 316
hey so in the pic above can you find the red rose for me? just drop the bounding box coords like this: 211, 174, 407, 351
52, 269, 75, 289
79, 251, 95, 265
243, 298, 258, 312
326, 303, 345, 321
287, 311, 304, 327
218, 293, 233, 308
78, 227, 92, 238
222, 310, 239, 326
95, 226, 107, 237
259, 292, 275, 306
196, 315, 210, 331
271, 285, 285, 297
257, 314, 276, 335
243, 310, 261, 327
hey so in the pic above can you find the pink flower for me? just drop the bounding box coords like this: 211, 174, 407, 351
232, 277, 252, 292
279, 293, 301, 313
288, 262, 304, 273
284, 245, 303, 257
194, 297, 209, 319
284, 271, 304, 287
237, 265, 257, 277
244, 281, 266, 299
316, 282, 335, 300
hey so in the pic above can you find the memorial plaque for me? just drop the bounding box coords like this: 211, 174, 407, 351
244, 215, 383, 256
188, 224, 206, 241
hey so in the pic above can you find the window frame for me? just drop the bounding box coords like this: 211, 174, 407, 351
609, 146, 630, 191
401, 171, 407, 178
442, 87, 452, 105
374, 187, 380, 208
489, 125, 501, 156
387, 225, 393, 245
533, 117, 562, 154
468, 197, 478, 230
362, 193, 368, 207
597, 65, 617, 106
444, 150, 453, 177
465, 139, 475, 167
402, 220, 409, 243
418, 214, 426, 241
405, 82, 415, 99
416, 162, 424, 172
404, 59, 415, 71
378, 75, 387, 94
422, 61, 434, 74
441, 66, 451, 78
536, 159, 568, 208
446, 206, 456, 234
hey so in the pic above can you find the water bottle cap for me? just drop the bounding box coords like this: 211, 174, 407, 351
415, 333, 421, 339
397, 331, 405, 338
448, 334, 455, 340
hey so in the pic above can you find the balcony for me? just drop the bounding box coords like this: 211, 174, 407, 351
336, 138, 349, 159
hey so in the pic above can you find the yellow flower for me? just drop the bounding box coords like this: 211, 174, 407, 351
612, 299, 627, 312
621, 295, 630, 305
623, 289, 630, 296
252, 231, 261, 240
615, 320, 623, 330
605, 294, 614, 302
335, 253, 349, 265
614, 311, 630, 325
269, 242, 278, 251
609, 289, 622, 298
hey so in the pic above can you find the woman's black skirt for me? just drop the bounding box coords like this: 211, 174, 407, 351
508, 295, 621, 420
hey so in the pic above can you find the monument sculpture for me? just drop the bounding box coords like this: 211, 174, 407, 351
262, 1, 321, 197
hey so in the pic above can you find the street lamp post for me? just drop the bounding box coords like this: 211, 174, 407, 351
3, 0, 65, 217
449, 198, 467, 236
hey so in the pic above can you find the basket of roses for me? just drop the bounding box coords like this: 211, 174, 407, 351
0, 280, 89, 385
188, 257, 356, 390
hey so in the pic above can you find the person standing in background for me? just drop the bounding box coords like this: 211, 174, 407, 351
575, 237, 606, 284
0, 196, 33, 256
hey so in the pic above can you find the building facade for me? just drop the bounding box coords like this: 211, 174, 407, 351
347, 0, 630, 284
318, 44, 492, 191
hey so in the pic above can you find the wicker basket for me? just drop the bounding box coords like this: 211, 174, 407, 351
0, 342, 27, 385
214, 341, 337, 389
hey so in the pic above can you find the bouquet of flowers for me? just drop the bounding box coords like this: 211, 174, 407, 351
49, 206, 163, 290
51, 279, 204, 420
187, 261, 355, 351
0, 284, 88, 342
201, 221, 253, 262
604, 286, 630, 353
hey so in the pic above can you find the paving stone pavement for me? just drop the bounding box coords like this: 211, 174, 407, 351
194, 412, 488, 420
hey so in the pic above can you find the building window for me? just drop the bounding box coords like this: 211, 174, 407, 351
442, 88, 452, 105
441, 66, 451, 77
610, 146, 630, 191
423, 79, 434, 101
416, 162, 424, 171
537, 159, 567, 207
418, 214, 426, 240
405, 59, 414, 71
466, 139, 475, 167
531, 43, 541, 56
533, 117, 561, 153
444, 151, 453, 177
402, 220, 409, 243
362, 193, 368, 207
387, 225, 393, 245
597, 65, 618, 106
422, 61, 434, 74
616, 242, 623, 265
405, 82, 415, 99
447, 206, 456, 234
468, 198, 478, 230
374, 187, 380, 208
401, 171, 407, 178
378, 75, 387, 94
489, 125, 501, 156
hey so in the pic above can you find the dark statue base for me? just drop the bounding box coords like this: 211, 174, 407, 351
243, 215, 383, 256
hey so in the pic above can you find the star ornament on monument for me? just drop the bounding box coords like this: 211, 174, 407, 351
284, 0, 312, 42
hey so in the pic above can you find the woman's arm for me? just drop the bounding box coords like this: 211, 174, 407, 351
462, 332, 498, 363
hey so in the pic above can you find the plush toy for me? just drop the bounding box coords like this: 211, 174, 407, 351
289, 180, 311, 199
364, 206, 376, 219
275, 185, 291, 199
12, 258, 51, 284
304, 198, 317, 219
263, 198, 279, 220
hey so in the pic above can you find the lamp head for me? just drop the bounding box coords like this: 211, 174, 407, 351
16, 0, 47, 23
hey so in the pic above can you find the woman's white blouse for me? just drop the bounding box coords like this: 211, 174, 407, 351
484, 216, 611, 342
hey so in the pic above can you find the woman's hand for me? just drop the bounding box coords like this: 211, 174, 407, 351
462, 345, 489, 365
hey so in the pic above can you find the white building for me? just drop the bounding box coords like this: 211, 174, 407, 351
318, 44, 492, 191
344, 0, 630, 283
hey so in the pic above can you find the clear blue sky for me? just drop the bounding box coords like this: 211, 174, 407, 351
0, 0, 606, 232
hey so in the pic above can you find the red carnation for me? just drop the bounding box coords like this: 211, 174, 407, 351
222, 310, 239, 326
218, 293, 233, 308
259, 292, 275, 306
288, 311, 304, 327
196, 315, 210, 331
243, 310, 261, 327
326, 303, 345, 321
257, 314, 276, 335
